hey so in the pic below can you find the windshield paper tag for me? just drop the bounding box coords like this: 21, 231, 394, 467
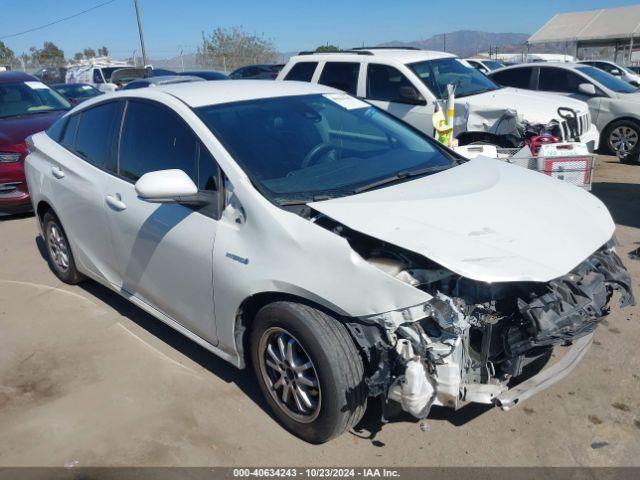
25, 81, 49, 90
323, 93, 369, 110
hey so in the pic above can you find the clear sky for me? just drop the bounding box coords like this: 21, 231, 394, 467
1, 0, 639, 59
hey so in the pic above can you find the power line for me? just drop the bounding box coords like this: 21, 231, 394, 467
0, 0, 118, 41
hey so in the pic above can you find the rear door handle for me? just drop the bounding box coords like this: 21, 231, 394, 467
51, 166, 65, 179
105, 194, 127, 211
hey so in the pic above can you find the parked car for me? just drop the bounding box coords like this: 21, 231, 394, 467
178, 70, 229, 81
34, 66, 67, 85
489, 62, 640, 161
121, 75, 204, 90
51, 83, 103, 105
466, 58, 505, 74
25, 80, 634, 442
278, 48, 599, 150
230, 64, 284, 79
147, 68, 177, 77
0, 72, 70, 214
578, 60, 640, 87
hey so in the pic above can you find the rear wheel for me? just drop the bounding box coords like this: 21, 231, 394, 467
604, 120, 640, 163
42, 212, 85, 284
250, 301, 366, 443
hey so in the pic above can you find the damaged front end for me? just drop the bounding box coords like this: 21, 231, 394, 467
347, 236, 635, 419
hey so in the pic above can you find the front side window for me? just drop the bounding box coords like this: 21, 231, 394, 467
538, 68, 586, 94
196, 94, 454, 204
318, 62, 360, 95
284, 62, 318, 82
490, 67, 533, 89
576, 65, 637, 93
0, 82, 70, 119
367, 64, 416, 103
74, 101, 123, 170
409, 57, 500, 99
119, 101, 198, 182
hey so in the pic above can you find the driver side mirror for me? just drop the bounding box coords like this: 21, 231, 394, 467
610, 68, 621, 76
578, 83, 597, 96
135, 169, 199, 203
398, 85, 426, 105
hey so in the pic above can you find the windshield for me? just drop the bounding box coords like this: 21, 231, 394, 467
576, 66, 638, 93
0, 81, 70, 119
409, 58, 500, 99
483, 60, 504, 71
196, 94, 454, 204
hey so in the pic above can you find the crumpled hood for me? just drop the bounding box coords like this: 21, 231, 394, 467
462, 87, 589, 124
310, 157, 615, 283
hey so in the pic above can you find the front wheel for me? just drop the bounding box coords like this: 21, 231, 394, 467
604, 120, 640, 163
250, 301, 367, 443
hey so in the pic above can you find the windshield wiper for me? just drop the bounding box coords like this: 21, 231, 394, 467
353, 166, 447, 194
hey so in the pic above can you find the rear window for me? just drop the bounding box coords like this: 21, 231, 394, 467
284, 62, 318, 82
60, 114, 79, 149
46, 116, 68, 142
74, 102, 123, 170
318, 62, 360, 95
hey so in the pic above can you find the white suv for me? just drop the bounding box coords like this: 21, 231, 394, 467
278, 48, 599, 150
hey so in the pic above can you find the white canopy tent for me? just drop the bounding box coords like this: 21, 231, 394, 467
528, 4, 640, 63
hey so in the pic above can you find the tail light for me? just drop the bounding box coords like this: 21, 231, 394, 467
0, 143, 27, 163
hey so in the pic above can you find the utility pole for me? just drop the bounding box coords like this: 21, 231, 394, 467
443, 33, 446, 52
133, 0, 148, 67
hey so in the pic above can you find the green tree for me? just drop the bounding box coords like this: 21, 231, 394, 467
73, 52, 84, 62
0, 41, 15, 67
83, 47, 96, 59
315, 44, 339, 53
97, 46, 109, 57
32, 41, 65, 66
197, 26, 276, 71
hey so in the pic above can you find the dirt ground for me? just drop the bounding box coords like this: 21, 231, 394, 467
0, 156, 639, 467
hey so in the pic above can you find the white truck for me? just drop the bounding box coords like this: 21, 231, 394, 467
65, 57, 140, 93
277, 48, 600, 152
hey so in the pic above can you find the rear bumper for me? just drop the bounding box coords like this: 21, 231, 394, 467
494, 333, 593, 411
0, 163, 31, 214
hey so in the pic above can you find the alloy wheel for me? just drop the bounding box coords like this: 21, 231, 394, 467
258, 327, 321, 423
47, 223, 69, 272
609, 125, 639, 153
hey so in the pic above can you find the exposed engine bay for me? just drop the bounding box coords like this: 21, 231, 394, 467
314, 216, 635, 419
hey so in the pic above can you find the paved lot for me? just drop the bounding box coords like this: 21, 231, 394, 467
0, 156, 639, 467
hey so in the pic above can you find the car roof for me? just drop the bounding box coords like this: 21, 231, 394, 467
157, 80, 338, 107
0, 71, 39, 84
290, 49, 456, 65
493, 62, 585, 72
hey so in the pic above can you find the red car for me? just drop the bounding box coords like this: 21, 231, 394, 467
0, 71, 70, 214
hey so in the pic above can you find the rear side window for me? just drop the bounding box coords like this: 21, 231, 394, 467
490, 68, 533, 89
60, 114, 80, 149
74, 102, 123, 171
538, 68, 583, 94
46, 116, 68, 142
318, 62, 360, 95
118, 100, 198, 182
367, 64, 415, 103
284, 62, 318, 82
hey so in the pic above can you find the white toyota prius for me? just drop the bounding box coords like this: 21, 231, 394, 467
25, 80, 634, 443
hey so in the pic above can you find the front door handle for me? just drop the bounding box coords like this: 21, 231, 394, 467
105, 194, 127, 211
51, 166, 65, 179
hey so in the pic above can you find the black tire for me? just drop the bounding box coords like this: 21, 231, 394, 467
250, 301, 366, 443
42, 212, 85, 284
602, 119, 640, 163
